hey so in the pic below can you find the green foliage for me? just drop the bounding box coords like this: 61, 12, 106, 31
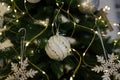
0, 0, 116, 80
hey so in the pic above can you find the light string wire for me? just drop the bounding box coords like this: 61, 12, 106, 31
55, 1, 77, 37
24, 0, 35, 20
52, 1, 64, 35
56, 1, 97, 68
56, 1, 98, 78
70, 48, 82, 79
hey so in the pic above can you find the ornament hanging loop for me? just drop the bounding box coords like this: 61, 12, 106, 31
18, 28, 26, 62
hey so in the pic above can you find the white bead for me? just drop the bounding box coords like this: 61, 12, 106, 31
45, 35, 71, 61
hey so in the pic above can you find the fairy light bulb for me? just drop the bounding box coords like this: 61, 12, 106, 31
42, 71, 46, 74
26, 42, 30, 47
18, 56, 21, 60
113, 23, 119, 27
103, 5, 110, 12
83, 52, 86, 56
56, 3, 59, 6
22, 12, 25, 15
1, 2, 5, 6
95, 31, 98, 34
70, 76, 73, 80
7, 6, 11, 11
12, 15, 15, 18
16, 19, 19, 23
11, 0, 14, 2
14, 9, 17, 13
0, 32, 2, 35
24, 0, 27, 3
117, 32, 120, 35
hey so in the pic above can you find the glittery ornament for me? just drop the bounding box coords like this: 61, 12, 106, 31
45, 34, 72, 61
27, 0, 41, 3
78, 0, 99, 14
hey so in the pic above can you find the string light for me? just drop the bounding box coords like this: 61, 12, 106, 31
11, 0, 14, 2
1, 2, 5, 6
7, 6, 11, 11
24, 0, 27, 3
117, 32, 120, 35
26, 42, 30, 47
14, 9, 17, 13
103, 5, 111, 12
0, 32, 2, 35
70, 76, 73, 80
16, 19, 19, 23
42, 71, 46, 74
22, 12, 25, 15
18, 56, 21, 60
95, 31, 98, 34
83, 52, 86, 56
113, 23, 119, 27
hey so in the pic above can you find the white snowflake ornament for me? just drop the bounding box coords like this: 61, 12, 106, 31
45, 33, 75, 61
0, 2, 11, 17
5, 58, 38, 80
92, 53, 120, 80
0, 39, 13, 51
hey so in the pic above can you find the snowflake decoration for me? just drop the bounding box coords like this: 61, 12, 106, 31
5, 58, 38, 80
0, 39, 13, 51
92, 53, 120, 80
0, 2, 11, 17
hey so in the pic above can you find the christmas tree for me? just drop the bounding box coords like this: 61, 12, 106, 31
0, 0, 120, 80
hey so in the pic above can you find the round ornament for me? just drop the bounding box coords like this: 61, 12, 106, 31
27, 0, 41, 3
45, 34, 71, 61
78, 0, 99, 14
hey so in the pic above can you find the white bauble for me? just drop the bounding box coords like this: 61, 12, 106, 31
45, 35, 72, 61
27, 0, 41, 3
